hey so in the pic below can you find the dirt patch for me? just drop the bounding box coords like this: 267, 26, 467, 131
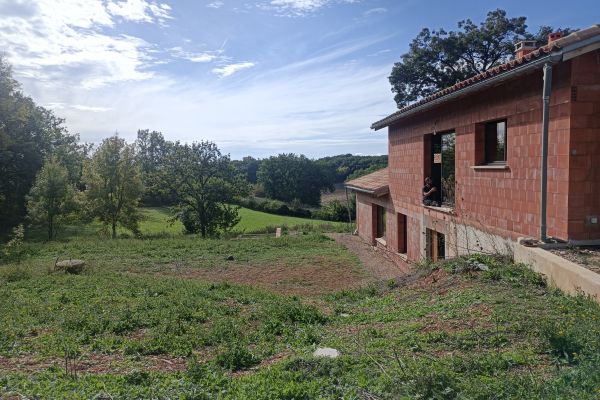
163, 257, 368, 296
409, 269, 448, 289
133, 234, 412, 297
549, 246, 600, 275
419, 303, 493, 334
326, 233, 409, 280
0, 353, 188, 374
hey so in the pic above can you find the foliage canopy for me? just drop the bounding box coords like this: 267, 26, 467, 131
389, 9, 572, 107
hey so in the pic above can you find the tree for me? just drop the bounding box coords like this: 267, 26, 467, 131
316, 154, 388, 183
0, 56, 84, 234
257, 154, 333, 206
136, 129, 174, 205
389, 9, 572, 107
232, 156, 261, 184
165, 141, 249, 237
83, 136, 143, 239
26, 157, 78, 240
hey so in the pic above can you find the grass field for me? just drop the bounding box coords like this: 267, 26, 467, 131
2, 218, 600, 398
29, 206, 346, 241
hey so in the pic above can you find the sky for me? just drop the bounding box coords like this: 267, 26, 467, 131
0, 0, 597, 159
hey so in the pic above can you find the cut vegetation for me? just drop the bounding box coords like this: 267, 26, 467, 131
1, 225, 600, 399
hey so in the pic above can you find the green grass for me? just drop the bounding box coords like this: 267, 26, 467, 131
28, 207, 346, 241
2, 231, 600, 398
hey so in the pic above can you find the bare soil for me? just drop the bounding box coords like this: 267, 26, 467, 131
326, 233, 410, 279
157, 234, 410, 297
160, 257, 367, 296
549, 246, 600, 275
0, 354, 188, 374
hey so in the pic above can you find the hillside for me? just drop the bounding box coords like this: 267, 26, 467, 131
1, 231, 600, 399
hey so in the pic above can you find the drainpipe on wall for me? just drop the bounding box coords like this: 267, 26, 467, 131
540, 62, 553, 242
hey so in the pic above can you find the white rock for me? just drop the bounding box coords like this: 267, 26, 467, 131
313, 347, 339, 358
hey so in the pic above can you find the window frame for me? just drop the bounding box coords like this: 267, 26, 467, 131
484, 119, 508, 165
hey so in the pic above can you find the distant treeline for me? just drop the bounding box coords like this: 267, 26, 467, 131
0, 55, 386, 238
232, 153, 388, 186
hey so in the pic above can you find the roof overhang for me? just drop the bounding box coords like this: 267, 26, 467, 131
371, 25, 600, 131
344, 184, 389, 197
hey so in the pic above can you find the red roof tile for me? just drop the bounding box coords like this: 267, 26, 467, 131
345, 168, 389, 196
372, 24, 600, 130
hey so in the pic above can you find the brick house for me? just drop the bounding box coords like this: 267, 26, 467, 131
346, 25, 600, 264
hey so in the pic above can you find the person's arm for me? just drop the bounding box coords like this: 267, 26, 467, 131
424, 186, 437, 196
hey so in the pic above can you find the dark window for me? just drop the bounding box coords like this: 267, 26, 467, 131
485, 120, 507, 164
398, 213, 407, 254
376, 206, 386, 239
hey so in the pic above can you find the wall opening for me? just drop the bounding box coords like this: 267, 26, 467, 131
426, 229, 446, 262
376, 205, 386, 240
398, 213, 407, 254
424, 131, 455, 207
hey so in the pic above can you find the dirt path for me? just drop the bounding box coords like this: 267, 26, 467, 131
326, 233, 410, 280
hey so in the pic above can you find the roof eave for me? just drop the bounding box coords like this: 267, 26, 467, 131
371, 29, 600, 131
344, 184, 389, 197
370, 53, 562, 131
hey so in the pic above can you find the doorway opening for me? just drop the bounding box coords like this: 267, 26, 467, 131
426, 229, 446, 262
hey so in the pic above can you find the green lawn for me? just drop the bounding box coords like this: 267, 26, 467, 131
28, 206, 346, 241
2, 231, 600, 398
135, 206, 346, 236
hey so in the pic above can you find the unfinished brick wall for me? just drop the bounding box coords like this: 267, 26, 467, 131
387, 61, 575, 248
568, 51, 600, 240
356, 193, 397, 246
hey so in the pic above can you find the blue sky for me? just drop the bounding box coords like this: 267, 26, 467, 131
0, 0, 597, 159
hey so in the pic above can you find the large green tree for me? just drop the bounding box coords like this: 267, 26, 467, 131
0, 56, 84, 233
257, 154, 333, 206
136, 129, 174, 205
165, 141, 248, 237
389, 9, 572, 107
83, 136, 143, 239
232, 156, 261, 184
26, 157, 78, 240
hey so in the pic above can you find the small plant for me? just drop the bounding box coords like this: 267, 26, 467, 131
2, 224, 26, 264
542, 321, 584, 365
214, 343, 259, 371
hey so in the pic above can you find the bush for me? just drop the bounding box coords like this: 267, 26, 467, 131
236, 197, 312, 219
214, 343, 259, 371
2, 224, 26, 264
312, 199, 354, 222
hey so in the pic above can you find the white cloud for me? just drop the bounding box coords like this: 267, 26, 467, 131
263, 0, 363, 16
206, 0, 224, 8
363, 7, 387, 17
46, 102, 112, 112
169, 47, 223, 63
212, 62, 256, 77
29, 57, 393, 157
107, 0, 173, 24
0, 0, 163, 88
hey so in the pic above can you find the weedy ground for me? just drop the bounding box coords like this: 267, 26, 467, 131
1, 218, 600, 399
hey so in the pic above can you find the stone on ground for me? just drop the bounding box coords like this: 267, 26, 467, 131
313, 347, 339, 358
55, 259, 85, 274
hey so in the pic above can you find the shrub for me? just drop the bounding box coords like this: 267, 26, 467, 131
2, 224, 26, 264
312, 199, 353, 222
542, 321, 584, 364
214, 343, 259, 371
